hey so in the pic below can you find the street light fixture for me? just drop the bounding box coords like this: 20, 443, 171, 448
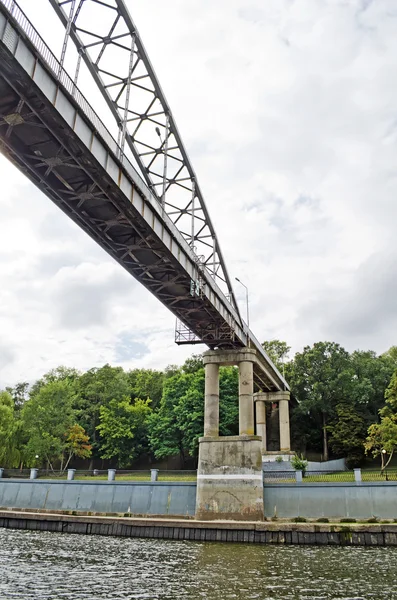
235, 277, 250, 347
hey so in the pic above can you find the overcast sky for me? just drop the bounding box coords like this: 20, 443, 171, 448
1, 0, 396, 387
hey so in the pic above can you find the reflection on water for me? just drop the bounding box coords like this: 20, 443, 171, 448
0, 528, 396, 599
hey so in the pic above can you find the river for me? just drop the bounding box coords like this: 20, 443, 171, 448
0, 528, 396, 599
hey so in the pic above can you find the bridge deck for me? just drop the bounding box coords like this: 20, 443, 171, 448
0, 1, 288, 392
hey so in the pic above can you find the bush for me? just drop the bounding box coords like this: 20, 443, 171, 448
275, 456, 284, 463
340, 518, 356, 523
316, 517, 329, 523
293, 516, 307, 523
291, 453, 308, 476
366, 517, 379, 523
345, 452, 364, 470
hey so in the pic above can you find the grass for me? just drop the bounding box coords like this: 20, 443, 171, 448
264, 470, 397, 484
39, 473, 197, 482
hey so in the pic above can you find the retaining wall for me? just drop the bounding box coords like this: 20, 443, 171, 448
1, 480, 396, 521
1, 511, 397, 546
264, 482, 397, 520
0, 480, 196, 517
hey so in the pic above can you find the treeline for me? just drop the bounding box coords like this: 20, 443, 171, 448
266, 341, 397, 468
1, 341, 397, 471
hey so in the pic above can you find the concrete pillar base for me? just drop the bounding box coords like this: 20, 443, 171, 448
195, 435, 264, 521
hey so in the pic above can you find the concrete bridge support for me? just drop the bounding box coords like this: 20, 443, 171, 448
196, 348, 264, 521
254, 391, 291, 453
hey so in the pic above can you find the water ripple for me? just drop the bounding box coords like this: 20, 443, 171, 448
0, 529, 396, 599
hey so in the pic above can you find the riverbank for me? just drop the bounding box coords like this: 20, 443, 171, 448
1, 510, 397, 546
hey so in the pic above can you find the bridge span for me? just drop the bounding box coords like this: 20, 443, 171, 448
0, 0, 291, 520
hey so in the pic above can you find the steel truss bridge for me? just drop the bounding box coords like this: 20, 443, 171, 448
0, 0, 288, 392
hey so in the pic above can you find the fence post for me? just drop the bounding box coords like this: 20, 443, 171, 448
151, 469, 159, 482
295, 470, 303, 483
30, 468, 38, 480
0, 468, 3, 479
108, 469, 116, 482
67, 469, 76, 481
354, 468, 362, 483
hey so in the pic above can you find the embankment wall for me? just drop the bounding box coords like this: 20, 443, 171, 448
1, 511, 397, 546
0, 480, 196, 517
264, 482, 397, 520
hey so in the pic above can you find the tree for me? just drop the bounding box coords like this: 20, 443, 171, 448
365, 416, 397, 473
0, 390, 20, 467
5, 382, 29, 411
382, 346, 397, 368
127, 368, 164, 409
350, 350, 395, 421
62, 424, 92, 472
148, 364, 239, 462
97, 397, 151, 467
21, 379, 77, 470
288, 341, 353, 461
327, 403, 367, 468
75, 364, 132, 463
262, 340, 290, 372
182, 354, 203, 374
147, 370, 191, 462
383, 370, 397, 413
30, 366, 80, 397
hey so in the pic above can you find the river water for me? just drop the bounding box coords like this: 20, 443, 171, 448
0, 529, 396, 599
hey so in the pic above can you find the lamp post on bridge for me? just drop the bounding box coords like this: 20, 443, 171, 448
235, 277, 250, 348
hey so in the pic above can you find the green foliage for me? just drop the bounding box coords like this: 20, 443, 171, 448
75, 364, 131, 460
383, 370, 397, 414
291, 453, 308, 474
365, 416, 397, 472
63, 424, 92, 471
97, 397, 152, 467
127, 368, 164, 409
3, 341, 397, 471
289, 342, 353, 460
0, 390, 20, 467
21, 379, 77, 469
262, 340, 290, 372
275, 455, 284, 463
328, 403, 367, 467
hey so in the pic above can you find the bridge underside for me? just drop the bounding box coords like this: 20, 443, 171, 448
0, 6, 289, 394
0, 42, 238, 345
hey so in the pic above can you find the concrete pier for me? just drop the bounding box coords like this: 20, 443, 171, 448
254, 391, 291, 453
255, 398, 267, 454
195, 435, 264, 521
204, 363, 219, 437
198, 349, 265, 521
239, 361, 254, 436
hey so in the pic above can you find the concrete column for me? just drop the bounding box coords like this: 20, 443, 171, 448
0, 468, 4, 479
151, 469, 159, 482
204, 362, 219, 437
239, 360, 254, 435
279, 399, 291, 451
295, 470, 303, 483
255, 400, 267, 453
354, 468, 362, 483
67, 469, 75, 481
108, 469, 116, 481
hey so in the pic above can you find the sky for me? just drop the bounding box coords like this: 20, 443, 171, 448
1, 0, 397, 387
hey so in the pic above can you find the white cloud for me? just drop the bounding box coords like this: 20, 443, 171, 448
1, 0, 397, 385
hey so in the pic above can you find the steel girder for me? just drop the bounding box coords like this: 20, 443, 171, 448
0, 8, 244, 354
47, 0, 240, 314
